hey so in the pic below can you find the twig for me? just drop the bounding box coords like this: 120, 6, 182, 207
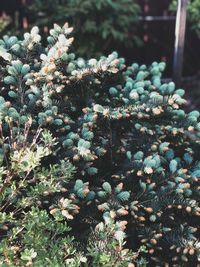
0, 123, 9, 166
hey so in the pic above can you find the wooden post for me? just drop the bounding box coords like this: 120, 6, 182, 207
173, 0, 187, 87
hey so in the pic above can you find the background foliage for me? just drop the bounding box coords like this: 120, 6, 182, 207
170, 0, 200, 38
6, 0, 142, 59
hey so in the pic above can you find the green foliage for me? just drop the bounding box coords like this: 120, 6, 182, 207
0, 16, 12, 35
86, 222, 147, 267
12, 0, 141, 58
0, 115, 141, 266
170, 0, 200, 38
0, 120, 76, 265
0, 22, 200, 265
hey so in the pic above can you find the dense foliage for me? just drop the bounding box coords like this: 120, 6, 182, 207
2, 0, 141, 59
0, 23, 147, 266
0, 22, 200, 266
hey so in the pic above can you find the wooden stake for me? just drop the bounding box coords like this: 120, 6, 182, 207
173, 0, 187, 87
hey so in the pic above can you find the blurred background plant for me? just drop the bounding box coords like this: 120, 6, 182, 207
0, 15, 11, 35
170, 0, 200, 39
2, 0, 200, 79
2, 0, 142, 59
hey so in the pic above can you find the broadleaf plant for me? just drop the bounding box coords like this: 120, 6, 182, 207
7, 0, 142, 58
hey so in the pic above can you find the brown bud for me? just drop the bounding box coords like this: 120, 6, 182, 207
2, 225, 8, 231
188, 126, 194, 132
145, 207, 153, 213
181, 255, 188, 262
151, 145, 157, 151
132, 206, 138, 211
150, 239, 157, 245
186, 206, 191, 213
189, 248, 195, 255
82, 108, 87, 114
64, 117, 69, 123
149, 249, 154, 254
46, 117, 52, 123
61, 188, 67, 192
5, 101, 11, 109
137, 170, 143, 176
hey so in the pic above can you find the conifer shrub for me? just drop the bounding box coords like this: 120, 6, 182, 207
0, 23, 146, 266
0, 22, 200, 266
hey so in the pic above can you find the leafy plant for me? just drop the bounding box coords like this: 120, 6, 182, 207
0, 118, 75, 265
0, 22, 200, 265
11, 0, 141, 58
